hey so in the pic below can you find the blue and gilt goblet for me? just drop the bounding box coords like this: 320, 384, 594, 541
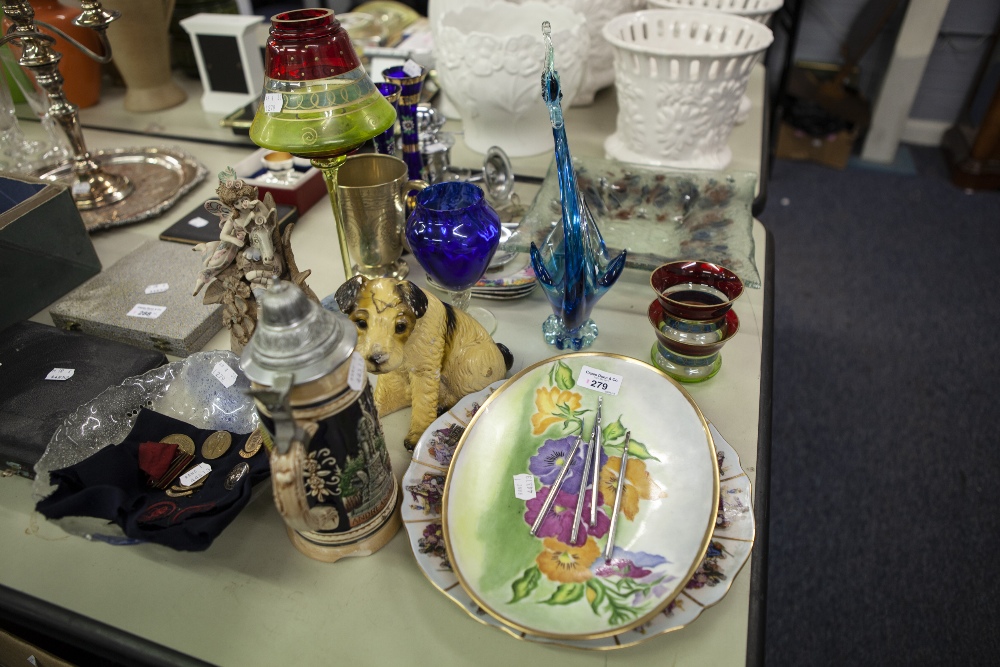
382, 64, 427, 182
405, 181, 501, 332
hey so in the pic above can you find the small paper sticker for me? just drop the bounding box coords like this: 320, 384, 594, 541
144, 283, 169, 294
45, 368, 75, 381
212, 361, 238, 388
347, 352, 365, 392
402, 59, 423, 77
179, 462, 212, 487
263, 92, 282, 113
71, 181, 91, 196
127, 304, 166, 319
188, 216, 209, 228
577, 366, 623, 396
513, 474, 536, 500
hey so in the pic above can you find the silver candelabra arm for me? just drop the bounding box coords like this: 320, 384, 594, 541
0, 0, 131, 209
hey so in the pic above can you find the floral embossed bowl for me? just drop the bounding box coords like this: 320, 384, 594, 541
651, 260, 744, 321
507, 0, 647, 106
436, 1, 588, 156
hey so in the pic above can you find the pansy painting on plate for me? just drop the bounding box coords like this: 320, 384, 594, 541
441, 353, 720, 641
404, 389, 755, 649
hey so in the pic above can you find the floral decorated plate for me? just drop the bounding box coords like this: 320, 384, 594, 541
441, 353, 719, 640
403, 382, 755, 649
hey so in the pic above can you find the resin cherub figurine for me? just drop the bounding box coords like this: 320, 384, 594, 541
194, 167, 318, 352
529, 22, 626, 350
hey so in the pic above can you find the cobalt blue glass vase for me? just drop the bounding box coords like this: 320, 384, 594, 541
405, 181, 501, 316
529, 23, 627, 351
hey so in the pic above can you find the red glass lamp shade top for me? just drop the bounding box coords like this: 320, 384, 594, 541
249, 8, 396, 159
264, 9, 360, 81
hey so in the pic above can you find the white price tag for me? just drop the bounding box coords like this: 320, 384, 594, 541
513, 474, 536, 500
212, 361, 238, 388
263, 93, 283, 113
144, 283, 169, 294
402, 59, 423, 77
577, 365, 623, 396
179, 462, 212, 487
347, 352, 366, 392
127, 304, 166, 319
187, 216, 210, 228
45, 368, 75, 381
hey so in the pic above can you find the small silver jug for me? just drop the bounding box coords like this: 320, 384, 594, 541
241, 281, 399, 562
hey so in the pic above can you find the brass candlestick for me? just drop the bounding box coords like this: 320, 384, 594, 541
0, 0, 132, 209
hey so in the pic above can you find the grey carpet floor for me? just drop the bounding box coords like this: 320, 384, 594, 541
758, 146, 1000, 666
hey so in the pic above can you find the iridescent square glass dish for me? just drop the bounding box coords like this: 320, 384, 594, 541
511, 157, 760, 288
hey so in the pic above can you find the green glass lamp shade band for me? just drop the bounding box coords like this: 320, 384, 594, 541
250, 67, 397, 159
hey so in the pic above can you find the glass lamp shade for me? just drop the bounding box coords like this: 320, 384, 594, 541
249, 8, 396, 159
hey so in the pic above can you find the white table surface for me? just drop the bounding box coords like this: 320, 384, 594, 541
1, 67, 771, 666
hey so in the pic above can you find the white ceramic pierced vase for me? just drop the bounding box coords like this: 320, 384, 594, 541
436, 1, 588, 157
647, 0, 783, 121
602, 9, 773, 170
647, 0, 784, 24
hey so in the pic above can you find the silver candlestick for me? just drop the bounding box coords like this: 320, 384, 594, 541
0, 0, 132, 210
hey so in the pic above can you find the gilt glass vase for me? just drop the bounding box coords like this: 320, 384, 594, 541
381, 64, 427, 182
373, 82, 401, 156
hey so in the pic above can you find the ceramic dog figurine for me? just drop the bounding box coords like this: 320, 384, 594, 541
334, 276, 513, 450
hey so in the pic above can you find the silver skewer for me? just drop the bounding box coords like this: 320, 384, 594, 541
603, 430, 631, 562
589, 397, 603, 525
569, 423, 599, 544
529, 434, 584, 536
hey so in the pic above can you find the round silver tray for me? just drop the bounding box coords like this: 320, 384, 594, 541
37, 146, 207, 232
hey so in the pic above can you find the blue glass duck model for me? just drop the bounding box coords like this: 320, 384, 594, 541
529, 22, 627, 350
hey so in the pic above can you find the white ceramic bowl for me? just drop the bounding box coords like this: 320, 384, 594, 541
427, 0, 501, 119
602, 9, 773, 170
508, 0, 647, 107
436, 1, 588, 157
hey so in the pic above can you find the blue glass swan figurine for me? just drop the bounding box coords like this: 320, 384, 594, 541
529, 22, 627, 350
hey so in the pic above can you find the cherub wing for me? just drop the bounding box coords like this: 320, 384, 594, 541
204, 199, 232, 220
263, 192, 277, 227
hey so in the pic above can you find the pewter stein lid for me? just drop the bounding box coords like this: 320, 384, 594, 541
240, 281, 356, 386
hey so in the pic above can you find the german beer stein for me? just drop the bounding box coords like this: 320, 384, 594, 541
241, 281, 399, 562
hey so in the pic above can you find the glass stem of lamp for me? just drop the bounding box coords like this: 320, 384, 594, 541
312, 155, 352, 280
0, 0, 132, 209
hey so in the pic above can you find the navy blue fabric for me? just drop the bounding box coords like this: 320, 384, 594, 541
36, 409, 269, 551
